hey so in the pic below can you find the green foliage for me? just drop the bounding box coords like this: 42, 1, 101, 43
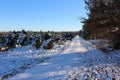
22, 29, 27, 34
53, 38, 60, 43
43, 33, 51, 40
83, 0, 120, 39
0, 36, 3, 43
64, 33, 74, 40
5, 34, 18, 48
21, 36, 28, 46
82, 0, 120, 49
35, 38, 42, 49
0, 30, 78, 51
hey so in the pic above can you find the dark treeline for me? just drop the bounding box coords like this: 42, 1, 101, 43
0, 30, 77, 51
81, 0, 120, 49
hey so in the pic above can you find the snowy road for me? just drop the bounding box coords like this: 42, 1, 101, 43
6, 36, 120, 80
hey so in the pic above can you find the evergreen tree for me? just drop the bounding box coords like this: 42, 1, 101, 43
43, 33, 51, 40
82, 0, 120, 49
35, 37, 42, 49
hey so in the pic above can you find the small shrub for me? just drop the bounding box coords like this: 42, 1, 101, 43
35, 38, 42, 49
43, 40, 54, 49
21, 36, 29, 46
43, 33, 51, 40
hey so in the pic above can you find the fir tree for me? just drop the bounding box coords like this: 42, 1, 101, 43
35, 38, 42, 49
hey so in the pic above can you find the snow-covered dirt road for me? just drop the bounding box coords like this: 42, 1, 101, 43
1, 36, 120, 80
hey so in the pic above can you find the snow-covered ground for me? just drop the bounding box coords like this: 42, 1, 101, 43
0, 35, 120, 80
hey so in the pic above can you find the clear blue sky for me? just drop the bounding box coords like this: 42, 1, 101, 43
0, 0, 87, 32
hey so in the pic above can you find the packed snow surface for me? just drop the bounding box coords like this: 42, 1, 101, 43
0, 35, 120, 80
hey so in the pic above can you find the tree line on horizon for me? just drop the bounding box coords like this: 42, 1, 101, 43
0, 30, 76, 51
81, 0, 120, 49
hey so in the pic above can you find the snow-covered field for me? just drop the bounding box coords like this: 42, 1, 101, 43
0, 36, 120, 80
